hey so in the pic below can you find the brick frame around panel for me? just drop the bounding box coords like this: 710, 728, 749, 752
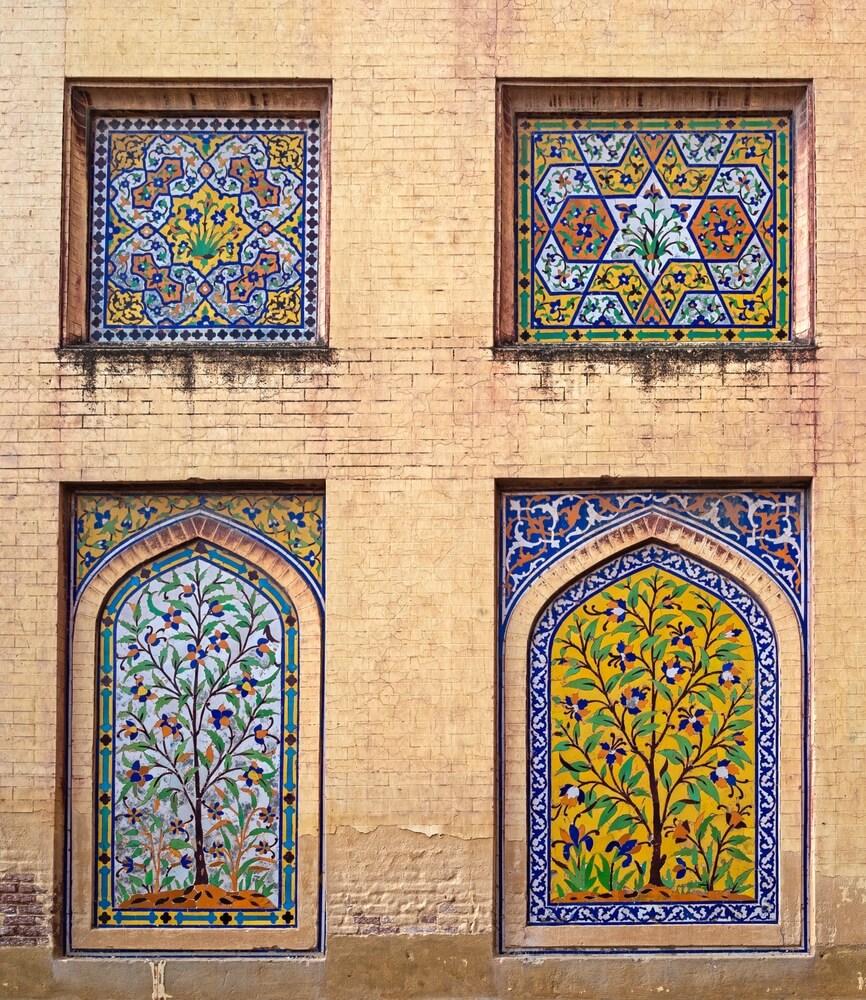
61, 82, 331, 347
495, 82, 814, 347
65, 490, 325, 954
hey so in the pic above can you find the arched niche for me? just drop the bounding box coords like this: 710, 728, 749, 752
69, 512, 322, 953
501, 513, 804, 953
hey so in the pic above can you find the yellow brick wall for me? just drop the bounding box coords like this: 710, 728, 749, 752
1, 0, 865, 994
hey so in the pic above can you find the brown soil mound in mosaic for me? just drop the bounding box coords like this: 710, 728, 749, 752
561, 887, 754, 903
120, 885, 273, 910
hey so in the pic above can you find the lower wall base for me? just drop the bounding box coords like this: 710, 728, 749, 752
3, 939, 866, 1000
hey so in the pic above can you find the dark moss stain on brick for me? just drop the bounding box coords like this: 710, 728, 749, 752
57, 346, 338, 395
493, 345, 819, 392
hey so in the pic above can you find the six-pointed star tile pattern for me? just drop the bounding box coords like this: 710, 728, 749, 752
516, 115, 792, 343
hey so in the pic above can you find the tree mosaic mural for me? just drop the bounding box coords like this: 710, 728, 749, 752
96, 542, 299, 927
500, 502, 794, 931
546, 563, 756, 903
67, 493, 323, 950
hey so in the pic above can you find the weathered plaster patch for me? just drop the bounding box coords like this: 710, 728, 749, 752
327, 827, 492, 936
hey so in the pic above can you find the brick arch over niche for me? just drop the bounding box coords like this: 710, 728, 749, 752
501, 511, 805, 953
68, 512, 322, 953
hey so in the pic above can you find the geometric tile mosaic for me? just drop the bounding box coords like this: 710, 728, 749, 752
515, 116, 792, 343
88, 116, 321, 343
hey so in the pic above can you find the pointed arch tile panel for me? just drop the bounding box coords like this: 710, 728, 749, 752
498, 488, 807, 952
67, 492, 324, 954
528, 544, 777, 925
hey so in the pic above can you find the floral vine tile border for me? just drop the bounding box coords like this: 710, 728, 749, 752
500, 490, 805, 628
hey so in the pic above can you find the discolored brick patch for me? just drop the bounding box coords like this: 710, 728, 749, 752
0, 873, 49, 947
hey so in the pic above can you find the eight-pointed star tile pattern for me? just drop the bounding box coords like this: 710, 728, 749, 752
515, 115, 792, 344
88, 116, 321, 343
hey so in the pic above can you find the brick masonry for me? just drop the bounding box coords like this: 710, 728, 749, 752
2, 0, 866, 994
0, 874, 49, 948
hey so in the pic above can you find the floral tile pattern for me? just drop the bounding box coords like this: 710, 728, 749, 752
530, 544, 775, 924
499, 490, 806, 928
515, 116, 792, 343
73, 493, 324, 607
89, 116, 321, 343
501, 490, 805, 628
96, 543, 299, 927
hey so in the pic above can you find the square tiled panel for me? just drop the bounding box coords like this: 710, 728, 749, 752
516, 115, 792, 344
89, 116, 321, 343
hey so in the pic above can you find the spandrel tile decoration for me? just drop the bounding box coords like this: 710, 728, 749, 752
515, 116, 792, 343
88, 117, 321, 343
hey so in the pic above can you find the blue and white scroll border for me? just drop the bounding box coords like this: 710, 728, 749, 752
527, 543, 779, 926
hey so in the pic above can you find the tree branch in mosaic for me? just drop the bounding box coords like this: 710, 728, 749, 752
98, 544, 299, 925
547, 564, 755, 901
